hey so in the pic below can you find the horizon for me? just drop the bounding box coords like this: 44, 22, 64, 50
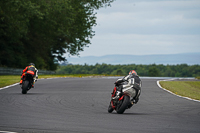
65, 52, 200, 65
68, 52, 200, 58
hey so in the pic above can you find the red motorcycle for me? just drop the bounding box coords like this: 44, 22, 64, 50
108, 79, 141, 114
21, 73, 34, 94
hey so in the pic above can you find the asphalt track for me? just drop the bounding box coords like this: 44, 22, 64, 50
0, 77, 200, 133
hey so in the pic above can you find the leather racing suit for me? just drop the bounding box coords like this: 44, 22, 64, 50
20, 65, 38, 87
114, 74, 142, 103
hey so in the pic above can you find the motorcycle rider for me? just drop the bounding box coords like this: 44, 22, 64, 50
19, 63, 38, 88
112, 70, 141, 104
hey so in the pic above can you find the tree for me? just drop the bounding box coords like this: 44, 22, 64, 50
148, 67, 160, 77
0, 0, 44, 67
0, 0, 115, 70
55, 63, 200, 77
111, 69, 124, 75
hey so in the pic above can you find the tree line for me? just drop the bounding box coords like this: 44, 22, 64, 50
56, 63, 200, 77
0, 0, 114, 70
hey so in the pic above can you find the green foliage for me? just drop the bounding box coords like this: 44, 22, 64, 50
0, 0, 115, 70
111, 69, 125, 75
148, 67, 160, 77
56, 63, 200, 77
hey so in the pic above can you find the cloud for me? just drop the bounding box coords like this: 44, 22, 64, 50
87, 34, 200, 55
67, 0, 200, 57
95, 0, 200, 35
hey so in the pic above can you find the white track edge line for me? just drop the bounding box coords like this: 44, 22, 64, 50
0, 131, 18, 133
2, 78, 200, 103
0, 77, 64, 90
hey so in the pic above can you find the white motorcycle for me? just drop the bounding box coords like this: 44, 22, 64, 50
108, 78, 141, 114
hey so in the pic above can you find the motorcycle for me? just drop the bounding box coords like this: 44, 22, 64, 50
108, 78, 141, 114
21, 73, 34, 94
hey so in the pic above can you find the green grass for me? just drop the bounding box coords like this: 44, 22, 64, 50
0, 75, 20, 88
0, 74, 114, 88
159, 81, 200, 100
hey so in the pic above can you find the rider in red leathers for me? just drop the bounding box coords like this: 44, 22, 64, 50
20, 63, 38, 88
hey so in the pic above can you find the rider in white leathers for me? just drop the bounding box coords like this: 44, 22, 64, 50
113, 70, 142, 104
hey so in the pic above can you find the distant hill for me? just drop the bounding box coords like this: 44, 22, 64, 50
66, 53, 200, 65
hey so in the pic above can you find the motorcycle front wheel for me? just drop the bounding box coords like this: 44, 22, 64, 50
116, 95, 130, 114
108, 102, 114, 113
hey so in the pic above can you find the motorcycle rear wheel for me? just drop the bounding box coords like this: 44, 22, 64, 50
116, 95, 130, 114
22, 80, 29, 94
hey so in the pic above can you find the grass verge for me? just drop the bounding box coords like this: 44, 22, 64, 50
0, 74, 115, 88
159, 81, 200, 100
0, 75, 20, 88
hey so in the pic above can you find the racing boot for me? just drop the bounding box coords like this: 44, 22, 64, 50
31, 81, 35, 88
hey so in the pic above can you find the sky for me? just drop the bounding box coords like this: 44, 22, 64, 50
70, 0, 200, 57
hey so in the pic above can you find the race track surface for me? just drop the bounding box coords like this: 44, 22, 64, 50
0, 77, 200, 133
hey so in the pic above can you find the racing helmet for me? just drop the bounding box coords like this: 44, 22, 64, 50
29, 63, 35, 67
129, 70, 137, 75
